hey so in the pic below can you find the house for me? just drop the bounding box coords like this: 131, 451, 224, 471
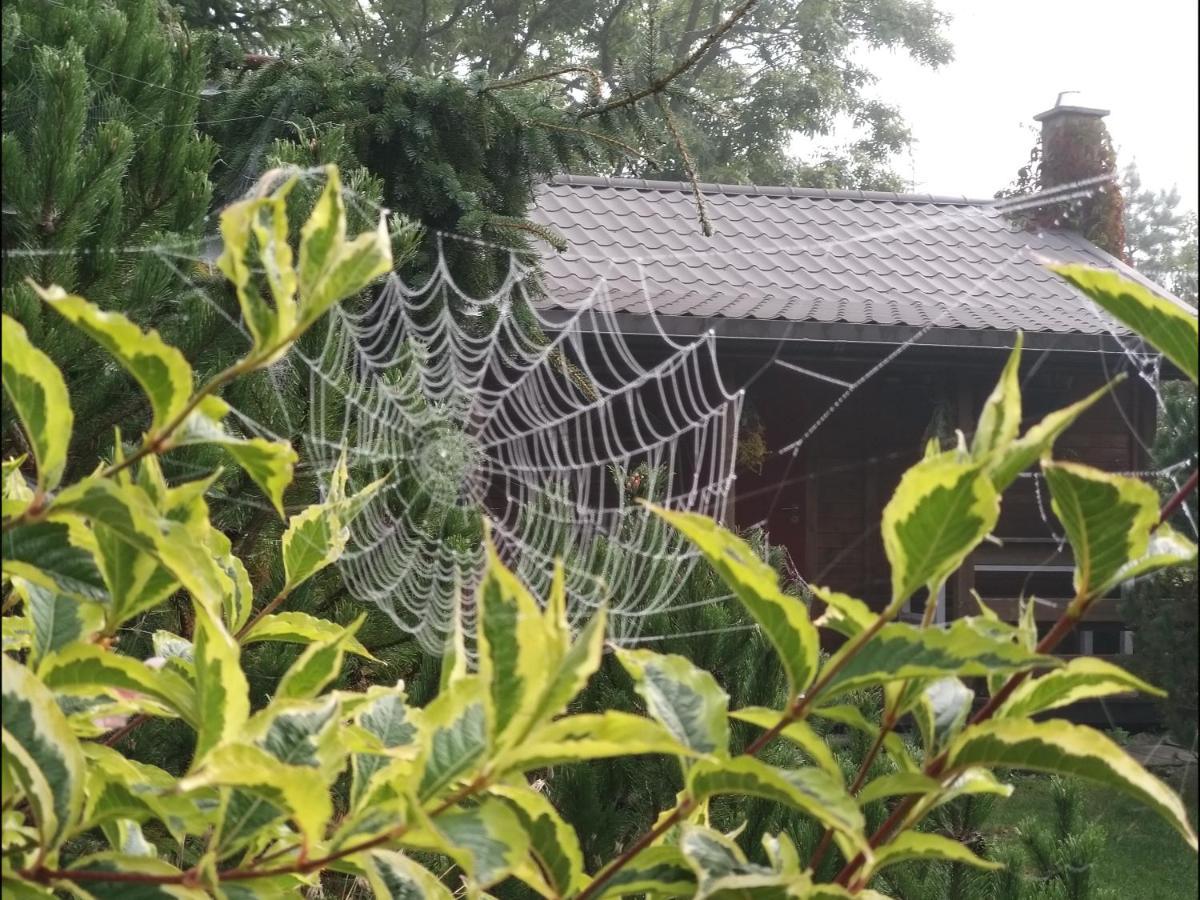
529, 102, 1189, 693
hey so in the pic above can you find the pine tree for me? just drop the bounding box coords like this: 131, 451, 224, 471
2, 0, 216, 467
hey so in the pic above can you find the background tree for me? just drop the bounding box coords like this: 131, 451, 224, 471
180, 0, 953, 189
1123, 162, 1198, 306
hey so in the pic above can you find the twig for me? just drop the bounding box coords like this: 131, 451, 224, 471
1158, 468, 1198, 527
484, 66, 603, 96
579, 0, 761, 119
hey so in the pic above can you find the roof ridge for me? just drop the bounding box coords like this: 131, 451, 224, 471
547, 173, 990, 206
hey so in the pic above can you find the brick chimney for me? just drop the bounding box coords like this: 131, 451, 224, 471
1031, 93, 1125, 258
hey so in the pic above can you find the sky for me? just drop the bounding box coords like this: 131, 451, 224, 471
811, 0, 1199, 209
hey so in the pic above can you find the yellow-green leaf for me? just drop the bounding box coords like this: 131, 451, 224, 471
478, 539, 550, 747
192, 604, 250, 764
883, 456, 999, 603
972, 333, 1024, 459
947, 718, 1198, 850
491, 783, 587, 897
649, 506, 818, 697
997, 657, 1164, 719
615, 648, 729, 756
298, 166, 393, 328
729, 707, 841, 781
990, 381, 1118, 491
274, 615, 363, 701
1052, 264, 1199, 384
498, 711, 693, 772
1, 313, 72, 491
241, 611, 376, 659
687, 756, 866, 853
866, 832, 1002, 878
35, 286, 193, 435
2, 653, 86, 848
1042, 460, 1164, 598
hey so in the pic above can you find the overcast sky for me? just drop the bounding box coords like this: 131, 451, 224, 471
819, 0, 1198, 209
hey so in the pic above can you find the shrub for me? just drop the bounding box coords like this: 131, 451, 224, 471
2, 170, 1197, 897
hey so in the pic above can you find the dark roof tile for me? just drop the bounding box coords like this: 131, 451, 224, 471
530, 175, 1187, 334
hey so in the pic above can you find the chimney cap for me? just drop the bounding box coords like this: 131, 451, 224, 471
1034, 92, 1109, 122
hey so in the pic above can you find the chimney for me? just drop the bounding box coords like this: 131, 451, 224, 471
1031, 93, 1125, 259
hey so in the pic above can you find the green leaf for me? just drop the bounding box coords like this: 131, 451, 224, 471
92, 522, 178, 629
1051, 264, 1199, 384
274, 615, 363, 700
19, 579, 104, 669
425, 798, 531, 888
498, 711, 694, 772
1042, 460, 1165, 598
241, 611, 376, 659
216, 173, 299, 362
588, 846, 695, 900
729, 707, 841, 781
417, 677, 490, 801
177, 398, 298, 518
648, 505, 818, 696
351, 687, 420, 807
991, 379, 1117, 490
179, 742, 333, 849
866, 832, 1002, 878
615, 648, 729, 756
882, 456, 999, 603
364, 850, 453, 900
298, 166, 393, 329
39, 643, 197, 726
492, 783, 587, 898
526, 602, 607, 733
192, 603, 251, 764
478, 540, 550, 747
687, 756, 865, 852
2, 521, 108, 603
280, 466, 384, 583
947, 718, 1198, 849
972, 333, 1024, 459
35, 286, 193, 435
817, 618, 1055, 700
856, 772, 943, 806
678, 825, 794, 899
997, 657, 1164, 719
2, 654, 85, 848
810, 586, 876, 638
50, 479, 231, 619
1, 312, 72, 490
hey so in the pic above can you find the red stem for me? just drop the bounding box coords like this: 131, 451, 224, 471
1158, 468, 1198, 528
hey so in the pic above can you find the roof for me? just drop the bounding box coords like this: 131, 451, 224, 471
529, 175, 1186, 350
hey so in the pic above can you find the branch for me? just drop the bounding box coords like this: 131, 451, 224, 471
484, 66, 603, 97
579, 0, 762, 119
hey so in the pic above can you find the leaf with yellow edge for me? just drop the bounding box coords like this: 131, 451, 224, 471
972, 333, 1024, 459
1051, 264, 1198, 384
882, 455, 999, 604
729, 707, 841, 781
1, 313, 72, 491
1042, 460, 1167, 599
498, 711, 694, 772
478, 537, 550, 748
947, 718, 1198, 850
866, 832, 1002, 878
298, 166, 393, 329
491, 783, 587, 898
191, 603, 250, 765
990, 380, 1119, 491
648, 505, 818, 697
997, 657, 1164, 719
615, 648, 729, 757
2, 653, 85, 849
35, 286, 193, 435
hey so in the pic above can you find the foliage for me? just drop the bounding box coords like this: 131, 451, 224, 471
182, 0, 953, 190
1122, 162, 1198, 306
3, 172, 1199, 897
1, 0, 216, 464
